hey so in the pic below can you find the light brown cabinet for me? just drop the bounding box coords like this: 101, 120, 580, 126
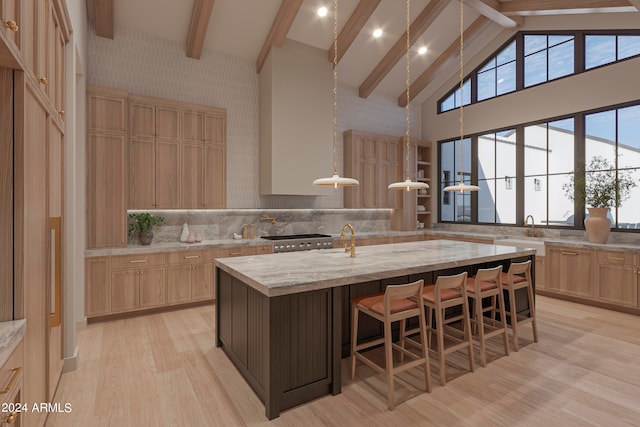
128, 138, 180, 209
535, 256, 546, 290
110, 253, 167, 313
546, 246, 595, 299
0, 339, 24, 427
180, 144, 225, 208
87, 86, 128, 249
343, 130, 401, 209
596, 251, 638, 307
182, 110, 225, 144
167, 250, 216, 304
85, 257, 110, 316
0, 0, 21, 51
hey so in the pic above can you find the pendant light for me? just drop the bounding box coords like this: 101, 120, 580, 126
444, 0, 480, 193
388, 0, 429, 192
313, 0, 359, 188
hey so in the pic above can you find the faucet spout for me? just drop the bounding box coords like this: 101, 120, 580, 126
340, 224, 356, 258
525, 215, 535, 237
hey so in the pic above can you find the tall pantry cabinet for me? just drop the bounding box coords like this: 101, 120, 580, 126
1, 1, 69, 426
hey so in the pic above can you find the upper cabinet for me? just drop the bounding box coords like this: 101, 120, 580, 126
182, 110, 225, 145
0, 0, 21, 51
343, 130, 401, 209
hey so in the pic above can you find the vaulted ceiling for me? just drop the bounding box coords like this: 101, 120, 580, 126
86, 0, 640, 105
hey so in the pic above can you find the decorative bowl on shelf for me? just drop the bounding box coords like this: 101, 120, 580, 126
418, 189, 427, 195
417, 205, 426, 212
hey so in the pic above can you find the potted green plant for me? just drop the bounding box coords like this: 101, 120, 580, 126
128, 213, 165, 245
562, 156, 636, 243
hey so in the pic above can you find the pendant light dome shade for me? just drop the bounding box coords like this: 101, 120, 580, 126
388, 178, 429, 191
313, 174, 359, 188
443, 182, 480, 193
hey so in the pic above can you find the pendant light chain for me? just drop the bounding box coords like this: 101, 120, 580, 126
405, 0, 411, 181
458, 0, 464, 184
332, 0, 339, 176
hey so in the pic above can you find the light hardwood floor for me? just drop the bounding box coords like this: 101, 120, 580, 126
46, 296, 640, 426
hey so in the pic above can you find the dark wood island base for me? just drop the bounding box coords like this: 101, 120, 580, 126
214, 241, 535, 419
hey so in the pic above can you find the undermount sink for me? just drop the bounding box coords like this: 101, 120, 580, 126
494, 238, 546, 256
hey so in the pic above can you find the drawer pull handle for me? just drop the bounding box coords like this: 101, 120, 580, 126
229, 251, 242, 256
4, 20, 18, 32
5, 411, 17, 424
129, 259, 148, 264
184, 255, 201, 259
0, 367, 21, 395
606, 256, 625, 261
39, 77, 48, 85
561, 251, 578, 256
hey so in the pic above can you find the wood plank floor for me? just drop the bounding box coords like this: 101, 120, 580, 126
46, 296, 640, 426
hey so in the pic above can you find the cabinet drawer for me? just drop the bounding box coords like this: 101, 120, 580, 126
0, 340, 23, 405
167, 250, 208, 265
111, 253, 166, 269
596, 251, 636, 266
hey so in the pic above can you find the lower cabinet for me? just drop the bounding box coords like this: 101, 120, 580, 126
547, 246, 595, 299
0, 339, 24, 427
595, 251, 638, 307
85, 245, 272, 319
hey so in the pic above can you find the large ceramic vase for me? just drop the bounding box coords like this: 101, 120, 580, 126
139, 231, 154, 245
584, 207, 610, 244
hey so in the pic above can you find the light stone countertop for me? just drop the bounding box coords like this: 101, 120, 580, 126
0, 319, 26, 368
543, 239, 640, 253
85, 238, 274, 257
214, 240, 536, 297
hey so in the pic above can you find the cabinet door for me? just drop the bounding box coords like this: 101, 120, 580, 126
54, 16, 65, 117
363, 139, 377, 208
596, 252, 637, 307
128, 138, 155, 208
85, 257, 110, 316
87, 89, 126, 134
156, 106, 180, 141
111, 269, 140, 313
203, 145, 225, 208
182, 111, 203, 142
535, 256, 546, 290
167, 265, 192, 304
203, 113, 224, 145
129, 102, 155, 139
180, 143, 203, 208
547, 247, 595, 299
43, 0, 57, 104
155, 141, 180, 208
191, 262, 214, 301
139, 267, 166, 309
87, 133, 126, 248
0, 0, 21, 50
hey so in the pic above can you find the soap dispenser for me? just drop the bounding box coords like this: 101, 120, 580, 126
180, 223, 190, 242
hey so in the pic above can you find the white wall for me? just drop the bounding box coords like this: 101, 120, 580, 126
63, 0, 88, 369
87, 25, 418, 208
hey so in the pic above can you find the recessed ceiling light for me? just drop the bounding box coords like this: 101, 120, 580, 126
373, 28, 383, 38
418, 46, 427, 55
317, 6, 328, 17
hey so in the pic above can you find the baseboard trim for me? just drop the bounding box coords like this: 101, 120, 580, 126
75, 317, 87, 331
63, 346, 79, 373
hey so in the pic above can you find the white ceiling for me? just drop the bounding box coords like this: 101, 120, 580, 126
108, 0, 637, 104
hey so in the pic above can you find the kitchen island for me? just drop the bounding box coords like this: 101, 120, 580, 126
214, 240, 536, 419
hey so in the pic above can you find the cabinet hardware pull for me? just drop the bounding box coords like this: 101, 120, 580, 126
5, 411, 17, 424
4, 20, 18, 32
184, 255, 200, 259
0, 367, 21, 395
39, 77, 48, 85
561, 251, 578, 256
229, 251, 242, 256
129, 259, 148, 263
59, 110, 65, 117
606, 256, 625, 261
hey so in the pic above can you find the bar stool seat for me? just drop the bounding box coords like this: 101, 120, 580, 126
466, 266, 510, 366
501, 260, 538, 351
351, 280, 431, 410
417, 272, 475, 386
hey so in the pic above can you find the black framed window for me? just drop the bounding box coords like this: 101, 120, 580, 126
524, 35, 574, 88
440, 138, 472, 222
477, 130, 517, 224
477, 41, 516, 102
585, 35, 640, 70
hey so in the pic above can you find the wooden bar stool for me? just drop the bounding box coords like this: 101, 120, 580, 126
350, 280, 431, 410
466, 266, 510, 366
421, 272, 475, 386
501, 260, 538, 351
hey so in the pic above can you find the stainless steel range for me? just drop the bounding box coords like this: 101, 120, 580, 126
261, 234, 334, 253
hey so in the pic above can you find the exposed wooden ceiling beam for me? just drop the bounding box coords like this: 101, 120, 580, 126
627, 0, 640, 11
327, 0, 381, 64
359, 0, 449, 99
500, 0, 632, 14
465, 0, 523, 27
186, 0, 215, 59
256, 0, 303, 73
398, 16, 492, 107
95, 0, 114, 39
